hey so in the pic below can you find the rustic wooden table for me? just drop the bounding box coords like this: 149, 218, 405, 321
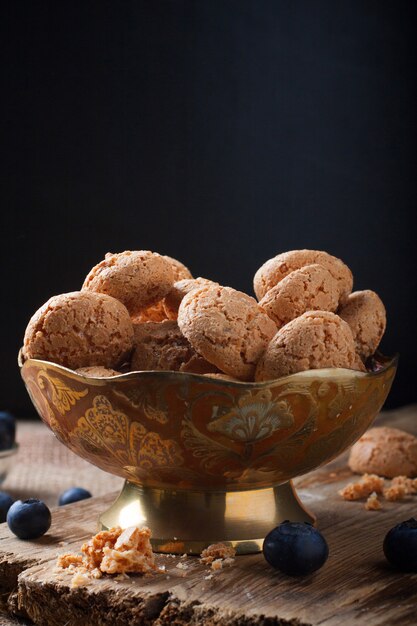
1, 406, 417, 625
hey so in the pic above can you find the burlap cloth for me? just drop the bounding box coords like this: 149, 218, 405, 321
1, 420, 123, 507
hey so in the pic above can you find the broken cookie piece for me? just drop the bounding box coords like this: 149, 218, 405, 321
365, 492, 382, 511
340, 471, 417, 510
57, 525, 157, 583
339, 474, 385, 500
98, 526, 156, 575
200, 542, 236, 570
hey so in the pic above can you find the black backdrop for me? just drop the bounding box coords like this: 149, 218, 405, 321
2, 1, 416, 416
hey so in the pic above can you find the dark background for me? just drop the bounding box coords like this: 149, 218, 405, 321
1, 1, 416, 416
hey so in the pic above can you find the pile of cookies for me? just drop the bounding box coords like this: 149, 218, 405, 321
22, 249, 386, 381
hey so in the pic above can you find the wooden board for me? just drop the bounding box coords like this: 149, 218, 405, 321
1, 406, 417, 626
0, 493, 117, 622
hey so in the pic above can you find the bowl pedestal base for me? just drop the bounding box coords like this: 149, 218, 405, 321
98, 480, 315, 555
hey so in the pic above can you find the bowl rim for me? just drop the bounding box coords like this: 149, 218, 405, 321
0, 443, 19, 459
18, 349, 398, 388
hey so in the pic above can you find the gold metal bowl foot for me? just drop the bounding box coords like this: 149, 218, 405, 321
98, 480, 316, 555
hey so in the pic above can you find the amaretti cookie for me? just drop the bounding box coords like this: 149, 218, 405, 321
348, 427, 417, 478
254, 249, 353, 303
338, 290, 386, 359
178, 285, 277, 381
164, 277, 218, 319
82, 250, 174, 316
259, 264, 339, 328
23, 291, 134, 370
131, 320, 216, 374
256, 311, 364, 381
163, 255, 193, 281
76, 366, 121, 378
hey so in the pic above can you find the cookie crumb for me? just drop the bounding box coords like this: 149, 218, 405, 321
383, 484, 407, 502
339, 474, 385, 500
200, 543, 236, 565
365, 492, 382, 511
57, 553, 84, 569
70, 570, 91, 588
176, 561, 189, 570
391, 476, 417, 495
340, 472, 417, 510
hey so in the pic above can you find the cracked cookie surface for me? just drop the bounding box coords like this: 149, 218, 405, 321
163, 255, 193, 281
256, 310, 364, 381
259, 264, 339, 328
82, 250, 174, 316
338, 290, 386, 359
178, 285, 277, 380
23, 291, 134, 370
254, 249, 353, 303
164, 277, 218, 319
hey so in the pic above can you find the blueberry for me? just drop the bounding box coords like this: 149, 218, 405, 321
0, 492, 14, 523
7, 499, 51, 540
58, 487, 92, 506
383, 518, 417, 572
0, 411, 16, 451
263, 521, 329, 576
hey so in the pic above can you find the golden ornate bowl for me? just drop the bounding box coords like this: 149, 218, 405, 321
19, 352, 397, 554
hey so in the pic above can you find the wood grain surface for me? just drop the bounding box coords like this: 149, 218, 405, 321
1, 406, 417, 625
